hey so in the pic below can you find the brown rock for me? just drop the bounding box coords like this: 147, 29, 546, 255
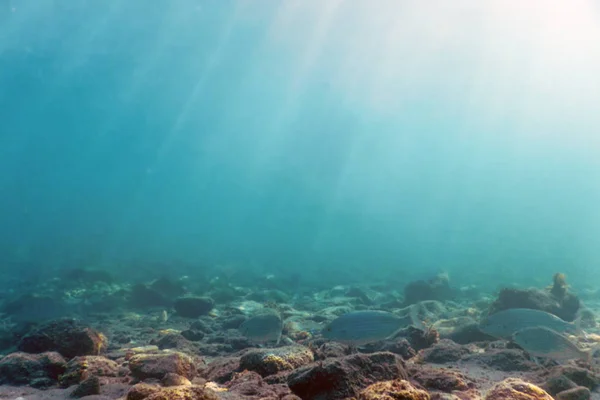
161, 372, 192, 387
485, 378, 553, 400
127, 383, 161, 400
359, 379, 430, 400
59, 355, 120, 387
239, 345, 314, 377
129, 351, 197, 381
411, 367, 475, 392
420, 340, 472, 363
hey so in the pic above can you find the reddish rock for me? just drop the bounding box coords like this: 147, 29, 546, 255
59, 355, 120, 387
485, 378, 553, 400
200, 356, 240, 383
288, 351, 408, 400
18, 319, 108, 359
359, 379, 430, 400
0, 351, 66, 386
420, 340, 472, 363
225, 370, 295, 399
129, 351, 197, 381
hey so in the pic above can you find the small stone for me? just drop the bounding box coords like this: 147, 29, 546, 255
126, 383, 161, 400
173, 297, 214, 318
161, 372, 192, 387
70, 375, 100, 398
556, 386, 591, 400
420, 339, 472, 363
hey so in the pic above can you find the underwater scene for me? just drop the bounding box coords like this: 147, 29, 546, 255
2, 0, 600, 399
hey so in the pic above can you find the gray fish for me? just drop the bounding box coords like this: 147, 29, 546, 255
512, 326, 592, 362
239, 312, 283, 345
479, 308, 579, 339
322, 310, 412, 345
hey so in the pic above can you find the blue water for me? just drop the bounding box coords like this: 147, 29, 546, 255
1, 1, 600, 291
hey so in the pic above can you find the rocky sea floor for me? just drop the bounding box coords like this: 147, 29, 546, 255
1, 269, 600, 400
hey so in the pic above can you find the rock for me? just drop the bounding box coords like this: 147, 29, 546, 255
345, 287, 373, 305
161, 372, 192, 387
542, 365, 600, 394
59, 356, 120, 387
239, 345, 314, 377
404, 274, 454, 305
156, 333, 198, 353
433, 318, 495, 344
312, 341, 350, 360
17, 319, 108, 359
127, 384, 219, 400
149, 277, 185, 299
488, 287, 580, 322
129, 284, 172, 308
180, 329, 205, 341
70, 375, 101, 398
485, 378, 553, 400
420, 340, 472, 363
556, 387, 591, 400
288, 352, 408, 400
126, 383, 161, 400
200, 357, 240, 383
0, 351, 66, 385
462, 348, 537, 371
173, 297, 215, 318
221, 315, 247, 329
361, 339, 417, 360
358, 379, 430, 400
226, 370, 294, 399
399, 326, 440, 351
411, 367, 475, 393
129, 351, 197, 381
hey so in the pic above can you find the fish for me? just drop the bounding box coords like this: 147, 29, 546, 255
511, 326, 594, 363
322, 310, 413, 345
239, 311, 283, 345
478, 308, 580, 339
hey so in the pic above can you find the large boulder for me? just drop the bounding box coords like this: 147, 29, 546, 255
0, 351, 66, 387
17, 319, 107, 359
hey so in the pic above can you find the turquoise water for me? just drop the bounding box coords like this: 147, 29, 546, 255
2, 1, 600, 290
